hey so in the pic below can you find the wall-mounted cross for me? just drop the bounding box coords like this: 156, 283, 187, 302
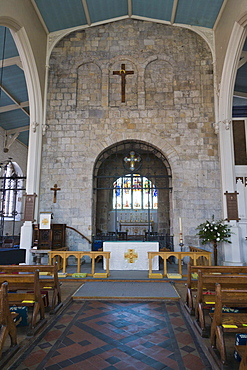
113, 64, 134, 102
50, 184, 61, 203
124, 151, 141, 171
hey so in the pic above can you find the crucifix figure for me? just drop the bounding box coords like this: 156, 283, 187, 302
113, 64, 134, 102
50, 184, 61, 203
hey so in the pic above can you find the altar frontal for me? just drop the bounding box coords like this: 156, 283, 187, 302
103, 241, 159, 270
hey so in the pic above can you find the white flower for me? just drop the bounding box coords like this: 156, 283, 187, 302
216, 237, 220, 241
214, 227, 217, 230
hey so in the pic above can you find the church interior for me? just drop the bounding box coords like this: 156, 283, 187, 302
1, 0, 247, 368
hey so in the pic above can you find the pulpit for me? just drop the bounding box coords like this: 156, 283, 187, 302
32, 224, 66, 250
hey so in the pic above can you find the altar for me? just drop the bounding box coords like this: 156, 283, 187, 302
103, 241, 159, 270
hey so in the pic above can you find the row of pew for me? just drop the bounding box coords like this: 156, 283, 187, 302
0, 264, 63, 363
185, 263, 247, 367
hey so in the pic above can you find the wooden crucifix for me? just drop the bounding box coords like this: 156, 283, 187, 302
50, 184, 61, 203
113, 64, 134, 102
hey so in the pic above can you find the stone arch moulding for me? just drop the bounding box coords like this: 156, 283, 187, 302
219, 18, 247, 123
76, 61, 102, 108
0, 17, 43, 199
217, 14, 247, 216
144, 58, 174, 108
91, 132, 180, 171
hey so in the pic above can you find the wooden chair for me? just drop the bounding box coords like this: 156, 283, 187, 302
0, 282, 18, 358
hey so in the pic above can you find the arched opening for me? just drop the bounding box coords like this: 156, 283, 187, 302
0, 158, 26, 247
92, 140, 172, 248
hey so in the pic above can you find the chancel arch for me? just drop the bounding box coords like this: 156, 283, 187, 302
93, 140, 172, 243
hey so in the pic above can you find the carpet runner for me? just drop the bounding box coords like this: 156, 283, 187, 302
72, 282, 180, 300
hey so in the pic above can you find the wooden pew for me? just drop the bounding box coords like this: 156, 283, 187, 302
185, 263, 247, 315
0, 264, 62, 314
0, 270, 47, 335
234, 342, 247, 370
0, 282, 18, 359
194, 271, 247, 337
210, 283, 247, 365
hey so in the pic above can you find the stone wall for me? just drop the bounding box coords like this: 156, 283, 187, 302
41, 19, 221, 253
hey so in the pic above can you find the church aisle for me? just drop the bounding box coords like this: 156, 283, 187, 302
10, 300, 212, 370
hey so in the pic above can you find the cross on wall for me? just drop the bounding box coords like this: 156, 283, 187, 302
113, 64, 134, 103
50, 184, 61, 203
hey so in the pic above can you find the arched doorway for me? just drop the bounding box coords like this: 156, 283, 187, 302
93, 140, 172, 248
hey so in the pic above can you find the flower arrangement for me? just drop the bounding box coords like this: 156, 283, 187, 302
196, 216, 232, 244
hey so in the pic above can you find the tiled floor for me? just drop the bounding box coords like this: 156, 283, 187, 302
9, 300, 212, 370
1, 267, 243, 369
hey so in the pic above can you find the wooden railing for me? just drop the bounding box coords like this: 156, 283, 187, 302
188, 246, 210, 266
66, 226, 92, 244
48, 251, 110, 277
148, 251, 212, 278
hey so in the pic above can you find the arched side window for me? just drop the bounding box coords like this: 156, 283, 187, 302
0, 161, 24, 221
113, 174, 158, 210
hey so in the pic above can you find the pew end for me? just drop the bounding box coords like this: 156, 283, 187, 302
0, 282, 19, 367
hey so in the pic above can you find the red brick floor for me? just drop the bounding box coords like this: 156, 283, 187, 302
9, 301, 212, 370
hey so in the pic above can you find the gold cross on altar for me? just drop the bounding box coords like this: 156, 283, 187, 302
50, 184, 61, 203
124, 249, 138, 264
113, 64, 134, 103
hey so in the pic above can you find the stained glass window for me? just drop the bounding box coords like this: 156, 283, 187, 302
113, 174, 158, 210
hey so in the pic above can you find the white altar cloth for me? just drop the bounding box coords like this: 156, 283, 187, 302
103, 241, 159, 270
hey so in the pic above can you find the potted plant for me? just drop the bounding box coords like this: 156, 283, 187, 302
196, 216, 232, 265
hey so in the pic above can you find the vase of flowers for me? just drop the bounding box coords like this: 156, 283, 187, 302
196, 216, 232, 265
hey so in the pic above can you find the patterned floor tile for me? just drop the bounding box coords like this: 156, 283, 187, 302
9, 301, 212, 370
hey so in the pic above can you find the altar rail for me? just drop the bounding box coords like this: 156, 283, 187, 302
48, 251, 110, 277
148, 251, 212, 278
188, 246, 210, 266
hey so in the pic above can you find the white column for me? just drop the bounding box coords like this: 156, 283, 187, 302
20, 120, 43, 263
14, 28, 45, 263
20, 221, 34, 264
217, 22, 247, 265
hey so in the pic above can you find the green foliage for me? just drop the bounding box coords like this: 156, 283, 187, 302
196, 216, 232, 244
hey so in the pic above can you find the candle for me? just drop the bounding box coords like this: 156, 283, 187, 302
179, 217, 182, 233
179, 217, 183, 245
